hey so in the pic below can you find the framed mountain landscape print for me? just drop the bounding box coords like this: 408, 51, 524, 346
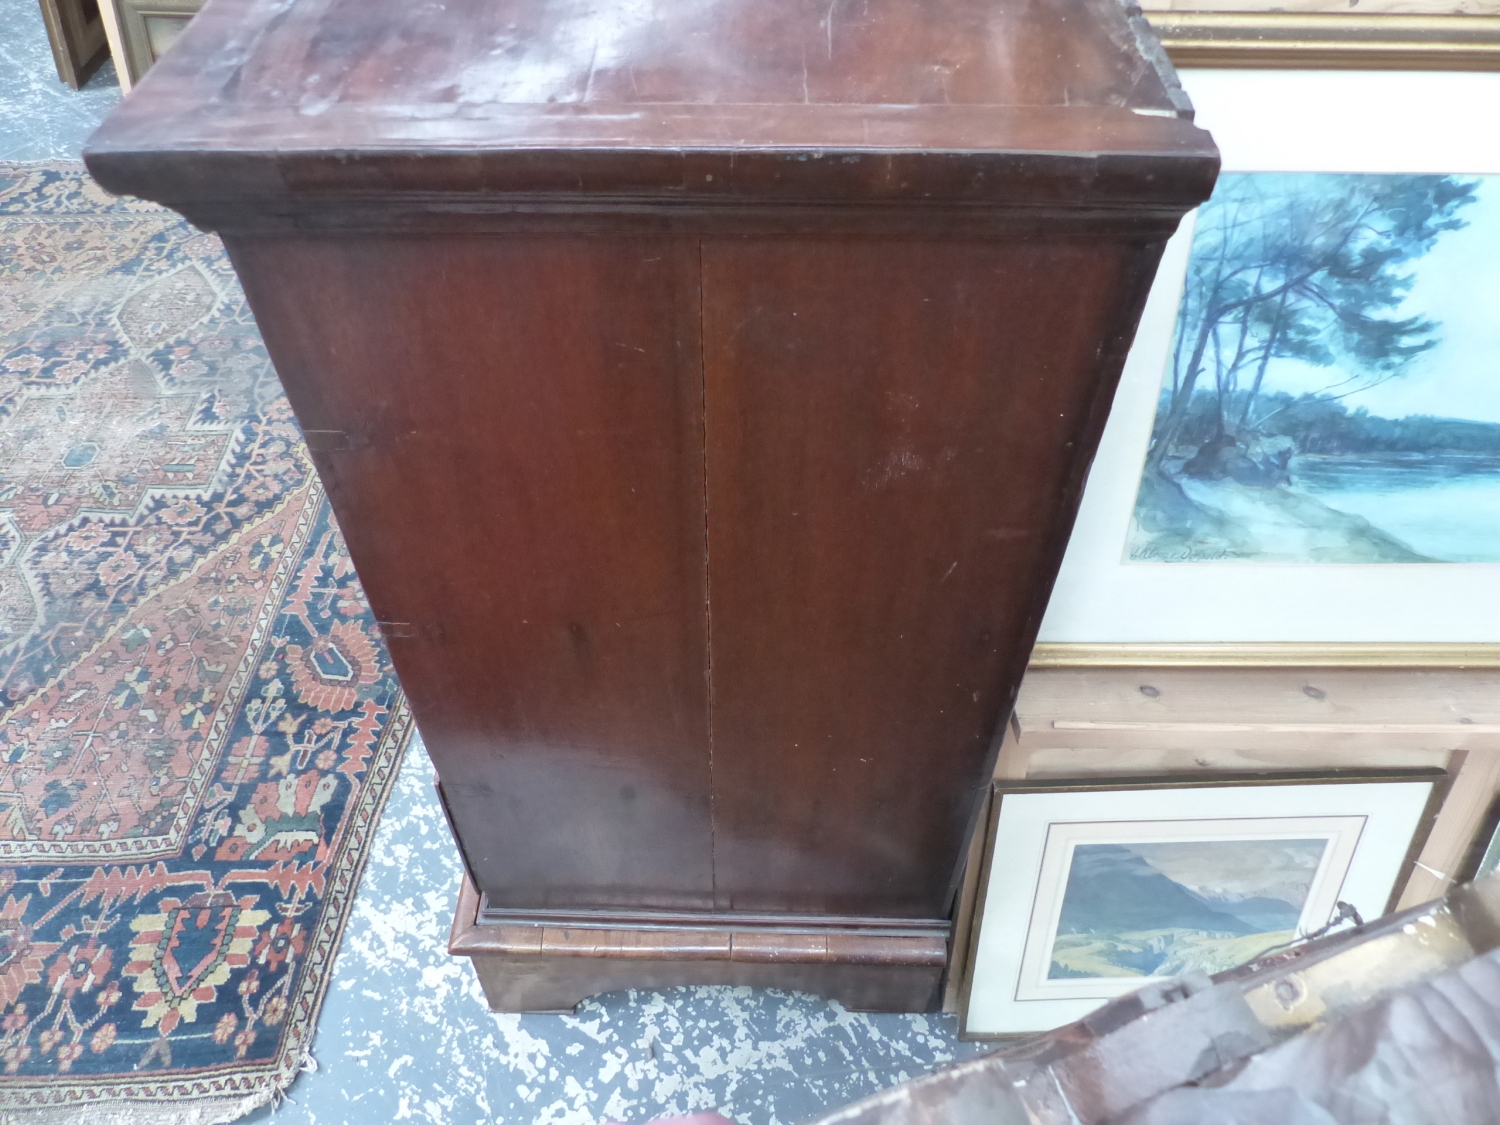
960, 772, 1444, 1037
1038, 68, 1500, 646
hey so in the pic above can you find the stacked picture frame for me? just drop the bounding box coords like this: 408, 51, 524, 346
1141, 0, 1500, 70
36, 0, 110, 88
962, 770, 1446, 1036
956, 28, 1500, 1036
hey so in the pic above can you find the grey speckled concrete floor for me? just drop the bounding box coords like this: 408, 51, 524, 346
0, 0, 121, 161
243, 742, 982, 1125
2, 4, 982, 1118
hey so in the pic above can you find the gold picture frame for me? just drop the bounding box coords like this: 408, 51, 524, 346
1029, 642, 1500, 668
108, 0, 201, 89
1140, 0, 1500, 69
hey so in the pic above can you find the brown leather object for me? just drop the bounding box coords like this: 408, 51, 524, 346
805, 875, 1500, 1122
1122, 949, 1500, 1125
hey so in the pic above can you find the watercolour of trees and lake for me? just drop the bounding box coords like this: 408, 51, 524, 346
1128, 172, 1500, 563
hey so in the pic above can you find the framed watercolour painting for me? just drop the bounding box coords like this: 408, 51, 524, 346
1038, 69, 1500, 645
1129, 171, 1497, 569
961, 772, 1444, 1037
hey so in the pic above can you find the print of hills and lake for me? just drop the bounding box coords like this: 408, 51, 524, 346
1047, 839, 1328, 980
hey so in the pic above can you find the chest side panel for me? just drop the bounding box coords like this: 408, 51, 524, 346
701, 235, 1159, 918
226, 233, 716, 911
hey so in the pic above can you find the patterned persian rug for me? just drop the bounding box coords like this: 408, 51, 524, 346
0, 163, 413, 1122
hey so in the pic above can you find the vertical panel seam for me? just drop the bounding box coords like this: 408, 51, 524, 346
699, 236, 718, 907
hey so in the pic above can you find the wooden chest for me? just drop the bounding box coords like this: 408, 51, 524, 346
85, 0, 1218, 1011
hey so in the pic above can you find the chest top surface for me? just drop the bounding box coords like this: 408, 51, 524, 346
85, 0, 1217, 217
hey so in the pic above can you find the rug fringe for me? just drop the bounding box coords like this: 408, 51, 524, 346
0, 1088, 273, 1125
0, 1047, 320, 1124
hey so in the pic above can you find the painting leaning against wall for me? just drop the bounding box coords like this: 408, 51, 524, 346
1127, 172, 1500, 563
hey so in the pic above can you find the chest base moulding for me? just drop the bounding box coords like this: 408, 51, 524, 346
85, 0, 1218, 1011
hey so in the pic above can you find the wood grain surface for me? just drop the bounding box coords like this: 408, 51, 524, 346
83, 0, 1216, 225
1401, 748, 1500, 907
449, 875, 948, 1012
702, 236, 1161, 918
228, 233, 717, 912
